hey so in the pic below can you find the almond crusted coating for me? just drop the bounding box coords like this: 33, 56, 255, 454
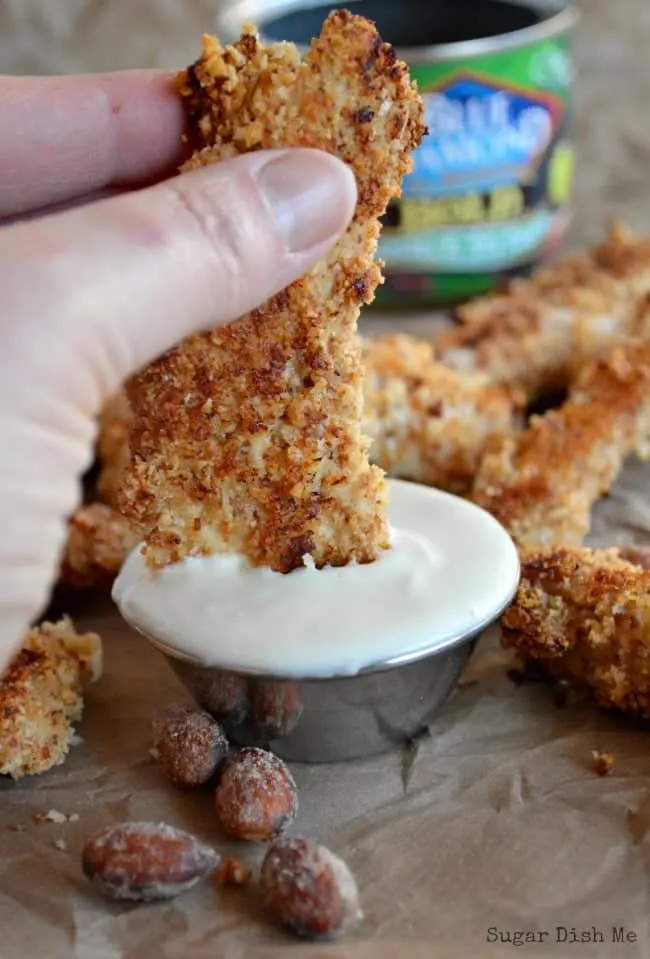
435, 223, 650, 401
501, 546, 650, 717
0, 618, 102, 779
472, 340, 650, 550
362, 333, 523, 494
59, 502, 138, 590
120, 12, 425, 572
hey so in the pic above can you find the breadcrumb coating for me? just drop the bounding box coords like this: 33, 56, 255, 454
435, 223, 650, 401
501, 546, 650, 717
59, 503, 138, 590
103, 332, 522, 504
120, 13, 425, 573
362, 334, 523, 493
96, 391, 132, 508
0, 618, 102, 779
472, 341, 650, 549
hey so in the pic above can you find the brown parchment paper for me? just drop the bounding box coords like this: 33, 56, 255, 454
2, 0, 650, 956
1, 308, 650, 959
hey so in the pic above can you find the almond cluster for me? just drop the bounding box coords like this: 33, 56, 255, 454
82, 702, 361, 941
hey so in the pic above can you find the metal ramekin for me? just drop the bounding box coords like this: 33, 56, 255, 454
135, 588, 515, 763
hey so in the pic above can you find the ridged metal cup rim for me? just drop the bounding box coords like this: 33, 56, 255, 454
128, 573, 519, 683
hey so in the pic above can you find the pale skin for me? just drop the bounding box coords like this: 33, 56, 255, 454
0, 70, 357, 673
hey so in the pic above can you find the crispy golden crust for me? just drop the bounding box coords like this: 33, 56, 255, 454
121, 14, 425, 572
59, 503, 138, 590
96, 391, 132, 508
501, 546, 650, 716
434, 223, 650, 401
0, 618, 102, 779
361, 334, 523, 493
472, 341, 650, 549
98, 324, 522, 506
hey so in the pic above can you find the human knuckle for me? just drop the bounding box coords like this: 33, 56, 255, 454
167, 177, 255, 281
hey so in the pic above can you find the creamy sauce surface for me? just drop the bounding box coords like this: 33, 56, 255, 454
113, 480, 519, 678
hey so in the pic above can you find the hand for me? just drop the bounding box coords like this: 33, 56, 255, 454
0, 70, 357, 672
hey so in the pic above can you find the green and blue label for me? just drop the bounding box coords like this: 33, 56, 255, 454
378, 33, 574, 305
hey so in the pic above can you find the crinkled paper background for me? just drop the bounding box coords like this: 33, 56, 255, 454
1, 1, 650, 956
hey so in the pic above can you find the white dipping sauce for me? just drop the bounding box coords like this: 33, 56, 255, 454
113, 480, 520, 678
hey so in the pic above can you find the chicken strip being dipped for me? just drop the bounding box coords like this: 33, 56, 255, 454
0, 618, 102, 779
120, 13, 426, 572
362, 334, 523, 493
102, 336, 522, 503
501, 546, 650, 717
472, 341, 650, 550
434, 223, 650, 402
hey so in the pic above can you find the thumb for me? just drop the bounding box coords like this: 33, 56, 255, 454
0, 147, 357, 421
0, 147, 356, 667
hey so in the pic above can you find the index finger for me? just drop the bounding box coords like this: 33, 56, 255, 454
0, 70, 187, 219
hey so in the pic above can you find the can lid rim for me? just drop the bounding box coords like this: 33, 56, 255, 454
214, 0, 578, 63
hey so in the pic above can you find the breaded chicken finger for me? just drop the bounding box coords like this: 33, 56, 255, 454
59, 503, 138, 591
362, 334, 523, 493
472, 341, 650, 549
0, 618, 102, 779
121, 14, 425, 572
501, 546, 650, 717
434, 223, 650, 401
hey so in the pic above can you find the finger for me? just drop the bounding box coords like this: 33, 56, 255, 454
0, 147, 357, 671
1, 145, 358, 428
0, 70, 186, 219
1, 187, 126, 227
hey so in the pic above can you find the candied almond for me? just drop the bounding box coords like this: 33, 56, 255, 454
250, 681, 303, 739
184, 669, 249, 722
215, 747, 297, 841
82, 821, 219, 901
152, 702, 229, 786
260, 836, 362, 941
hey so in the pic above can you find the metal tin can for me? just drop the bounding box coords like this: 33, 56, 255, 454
215, 0, 577, 308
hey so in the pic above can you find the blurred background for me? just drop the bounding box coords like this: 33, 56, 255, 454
0, 0, 649, 245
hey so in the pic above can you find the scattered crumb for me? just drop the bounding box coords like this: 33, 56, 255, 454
33, 809, 77, 825
45, 809, 68, 824
7, 824, 26, 832
70, 734, 85, 747
215, 857, 252, 887
592, 750, 615, 776
54, 839, 68, 851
